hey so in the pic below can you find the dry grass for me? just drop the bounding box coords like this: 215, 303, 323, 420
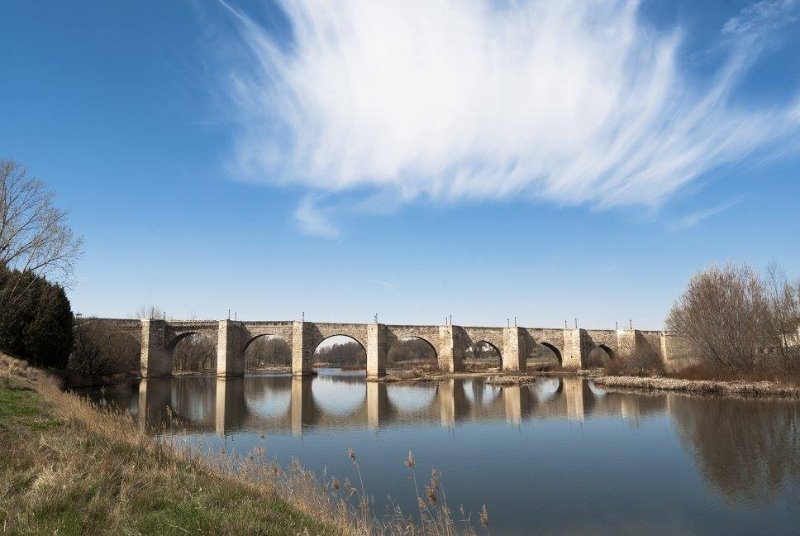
594, 375, 800, 398
0, 354, 483, 535
604, 348, 665, 378
485, 375, 537, 386
461, 361, 501, 373
0, 355, 336, 535
668, 363, 800, 386
387, 361, 440, 373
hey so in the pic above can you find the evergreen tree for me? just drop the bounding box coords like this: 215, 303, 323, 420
0, 266, 74, 368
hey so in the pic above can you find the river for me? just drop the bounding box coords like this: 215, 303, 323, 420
86, 370, 800, 535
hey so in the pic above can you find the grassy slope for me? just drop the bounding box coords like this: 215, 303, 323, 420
0, 367, 338, 535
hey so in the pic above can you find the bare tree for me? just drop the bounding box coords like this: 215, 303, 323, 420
134, 305, 165, 320
173, 334, 215, 372
667, 264, 778, 371
245, 336, 291, 368
70, 319, 141, 376
0, 160, 83, 300
763, 264, 800, 372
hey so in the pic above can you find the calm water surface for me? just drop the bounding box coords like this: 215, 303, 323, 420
88, 370, 800, 535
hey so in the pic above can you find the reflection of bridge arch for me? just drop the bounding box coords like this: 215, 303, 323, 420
135, 376, 669, 436
311, 376, 366, 415
386, 384, 437, 412
465, 378, 503, 408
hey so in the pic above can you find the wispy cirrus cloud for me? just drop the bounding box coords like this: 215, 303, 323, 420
723, 0, 799, 37
667, 196, 745, 231
293, 195, 341, 238
221, 0, 800, 235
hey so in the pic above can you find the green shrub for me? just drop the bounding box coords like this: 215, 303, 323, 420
0, 267, 74, 368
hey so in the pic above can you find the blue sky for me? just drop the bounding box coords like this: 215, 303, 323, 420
2, 0, 799, 329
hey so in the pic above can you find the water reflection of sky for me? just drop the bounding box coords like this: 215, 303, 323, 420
386, 384, 436, 411
92, 376, 800, 535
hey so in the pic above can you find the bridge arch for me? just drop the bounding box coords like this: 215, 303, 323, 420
465, 340, 502, 371
528, 341, 562, 369
387, 336, 439, 370
588, 344, 614, 367
166, 331, 199, 351
242, 334, 291, 370
166, 330, 217, 373
311, 334, 367, 370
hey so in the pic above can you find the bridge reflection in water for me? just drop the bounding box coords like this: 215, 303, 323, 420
134, 375, 668, 436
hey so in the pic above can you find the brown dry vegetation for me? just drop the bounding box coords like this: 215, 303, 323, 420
0, 355, 336, 535
605, 347, 666, 377
594, 375, 800, 398
667, 263, 800, 377
0, 354, 483, 535
664, 363, 800, 387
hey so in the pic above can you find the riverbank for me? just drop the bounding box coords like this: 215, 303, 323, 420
0, 355, 485, 535
0, 355, 342, 535
593, 375, 800, 398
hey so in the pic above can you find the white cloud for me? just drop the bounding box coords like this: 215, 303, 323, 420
293, 195, 340, 238
223, 0, 800, 225
722, 0, 798, 37
668, 196, 744, 231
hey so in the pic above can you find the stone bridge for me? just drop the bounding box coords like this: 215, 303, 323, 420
89, 318, 681, 378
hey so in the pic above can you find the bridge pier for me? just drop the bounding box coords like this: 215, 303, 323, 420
291, 321, 314, 376
140, 319, 172, 378
616, 329, 638, 359
217, 320, 246, 377
561, 329, 587, 369
438, 326, 464, 373
502, 327, 525, 372
367, 323, 387, 379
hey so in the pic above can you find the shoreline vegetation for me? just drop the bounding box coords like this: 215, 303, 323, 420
0, 354, 485, 535
593, 375, 800, 398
